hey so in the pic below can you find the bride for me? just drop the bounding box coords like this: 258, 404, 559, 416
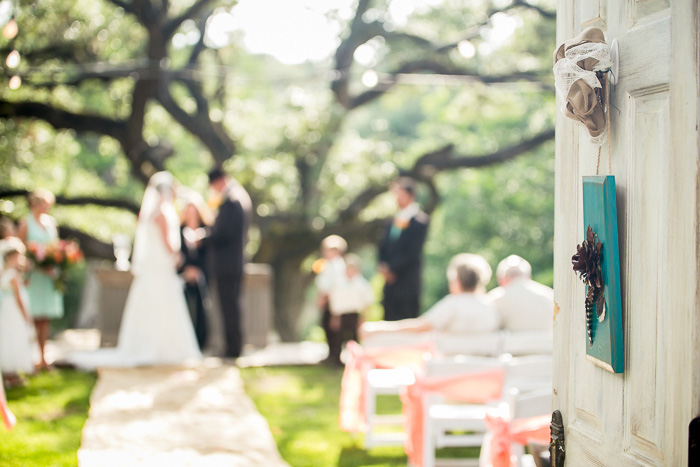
69, 171, 201, 368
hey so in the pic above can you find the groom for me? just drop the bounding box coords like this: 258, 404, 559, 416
207, 168, 252, 359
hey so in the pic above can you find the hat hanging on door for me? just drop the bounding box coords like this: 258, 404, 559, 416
553, 27, 613, 146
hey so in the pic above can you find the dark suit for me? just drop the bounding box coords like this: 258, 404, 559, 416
207, 182, 251, 358
378, 211, 430, 321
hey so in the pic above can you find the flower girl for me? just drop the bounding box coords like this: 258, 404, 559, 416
0, 238, 36, 387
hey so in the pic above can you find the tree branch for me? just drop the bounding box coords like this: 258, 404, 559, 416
0, 99, 127, 141
165, 0, 217, 38
512, 0, 556, 19
348, 64, 548, 109
332, 0, 375, 107
411, 128, 555, 175
333, 0, 554, 109
335, 128, 554, 223
58, 226, 116, 260
0, 99, 170, 183
0, 189, 140, 214
156, 80, 236, 165
337, 185, 387, 223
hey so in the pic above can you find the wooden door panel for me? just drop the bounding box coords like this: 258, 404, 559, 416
617, 16, 669, 89
622, 89, 670, 464
572, 349, 603, 428
633, 0, 670, 23
580, 0, 605, 26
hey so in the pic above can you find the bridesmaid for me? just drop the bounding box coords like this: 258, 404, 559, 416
18, 188, 63, 370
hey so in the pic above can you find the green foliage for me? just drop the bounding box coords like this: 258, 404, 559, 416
0, 370, 96, 466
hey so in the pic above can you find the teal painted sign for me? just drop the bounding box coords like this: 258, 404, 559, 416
582, 175, 624, 373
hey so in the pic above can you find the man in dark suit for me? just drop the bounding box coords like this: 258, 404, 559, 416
207, 168, 252, 358
378, 177, 430, 321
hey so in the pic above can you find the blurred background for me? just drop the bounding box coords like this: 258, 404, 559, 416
0, 0, 556, 341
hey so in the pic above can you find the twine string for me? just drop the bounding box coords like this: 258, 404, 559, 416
605, 74, 612, 174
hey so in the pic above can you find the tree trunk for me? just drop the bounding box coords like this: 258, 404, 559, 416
269, 255, 313, 342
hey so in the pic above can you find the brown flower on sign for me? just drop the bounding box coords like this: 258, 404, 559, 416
572, 225, 605, 346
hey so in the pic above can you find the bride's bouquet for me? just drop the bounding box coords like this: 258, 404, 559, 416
26, 239, 84, 292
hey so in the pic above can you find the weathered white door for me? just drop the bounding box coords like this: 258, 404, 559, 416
553, 0, 699, 465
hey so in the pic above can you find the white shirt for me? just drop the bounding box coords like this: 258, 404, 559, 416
315, 256, 346, 294
329, 273, 375, 315
421, 293, 500, 335
487, 278, 554, 332
395, 202, 420, 223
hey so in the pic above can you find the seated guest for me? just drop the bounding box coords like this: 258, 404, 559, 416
360, 253, 499, 338
487, 255, 554, 332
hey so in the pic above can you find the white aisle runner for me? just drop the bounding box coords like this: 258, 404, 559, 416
78, 360, 288, 467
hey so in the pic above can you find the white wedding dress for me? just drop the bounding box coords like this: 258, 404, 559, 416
69, 172, 201, 369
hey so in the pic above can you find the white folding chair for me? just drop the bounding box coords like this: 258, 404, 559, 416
511, 387, 552, 466
500, 331, 553, 356
364, 365, 416, 447
360, 334, 433, 448
422, 355, 506, 467
421, 354, 552, 467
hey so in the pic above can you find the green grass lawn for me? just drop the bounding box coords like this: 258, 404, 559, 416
0, 370, 96, 467
240, 365, 479, 467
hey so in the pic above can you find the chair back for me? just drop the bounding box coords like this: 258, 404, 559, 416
425, 354, 504, 378
508, 387, 552, 420
436, 331, 503, 357
503, 354, 552, 395
501, 330, 553, 356
361, 331, 432, 349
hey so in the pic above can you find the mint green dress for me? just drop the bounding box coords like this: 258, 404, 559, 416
25, 214, 64, 319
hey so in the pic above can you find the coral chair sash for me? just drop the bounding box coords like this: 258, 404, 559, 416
339, 340, 434, 433
1, 385, 16, 431
484, 413, 551, 467
402, 368, 505, 467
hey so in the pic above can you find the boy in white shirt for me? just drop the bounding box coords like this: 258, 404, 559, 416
316, 235, 348, 366
326, 254, 374, 366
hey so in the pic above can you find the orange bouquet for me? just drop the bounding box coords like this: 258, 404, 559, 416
26, 240, 84, 292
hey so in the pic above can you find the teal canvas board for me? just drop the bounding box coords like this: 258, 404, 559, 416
582, 175, 624, 373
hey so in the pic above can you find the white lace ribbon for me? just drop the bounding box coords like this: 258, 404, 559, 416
553, 41, 612, 146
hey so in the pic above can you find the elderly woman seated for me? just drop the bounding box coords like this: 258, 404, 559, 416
361, 253, 499, 339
